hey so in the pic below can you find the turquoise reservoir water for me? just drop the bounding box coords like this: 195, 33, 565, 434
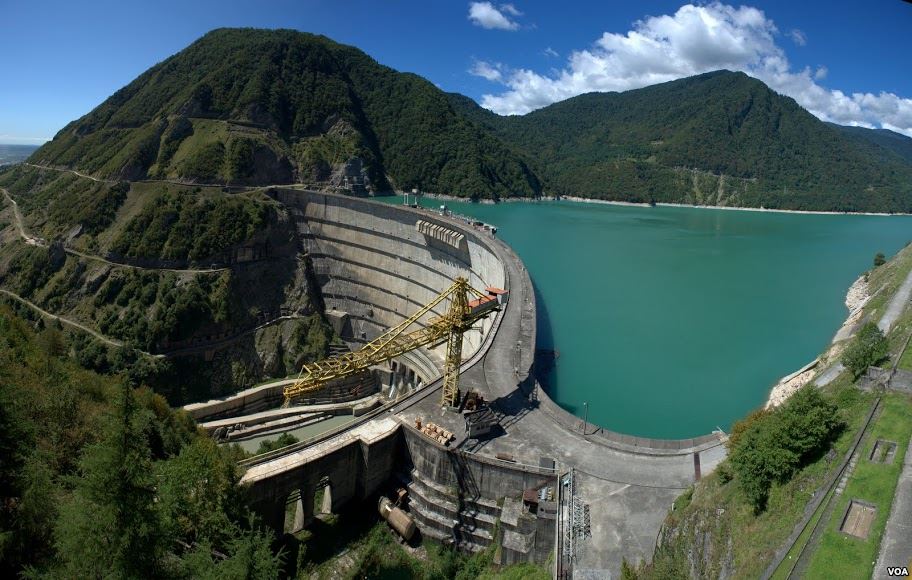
380, 197, 912, 438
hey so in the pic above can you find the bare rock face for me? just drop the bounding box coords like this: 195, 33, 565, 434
654, 491, 736, 579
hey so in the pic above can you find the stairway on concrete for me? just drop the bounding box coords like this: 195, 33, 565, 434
395, 470, 499, 552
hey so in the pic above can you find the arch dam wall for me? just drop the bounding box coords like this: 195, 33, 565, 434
274, 188, 504, 385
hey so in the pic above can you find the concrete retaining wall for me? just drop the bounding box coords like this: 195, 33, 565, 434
244, 418, 401, 532
243, 419, 557, 560
184, 370, 378, 422
400, 421, 556, 498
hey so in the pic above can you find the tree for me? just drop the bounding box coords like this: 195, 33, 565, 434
178, 521, 281, 580
874, 252, 887, 267
842, 322, 889, 378
729, 387, 841, 512
54, 382, 168, 578
156, 438, 243, 547
255, 432, 299, 455
0, 380, 40, 573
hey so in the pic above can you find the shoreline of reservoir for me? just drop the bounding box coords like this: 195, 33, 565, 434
413, 192, 911, 217
765, 274, 871, 408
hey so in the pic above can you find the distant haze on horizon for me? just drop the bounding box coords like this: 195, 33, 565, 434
1, 0, 910, 145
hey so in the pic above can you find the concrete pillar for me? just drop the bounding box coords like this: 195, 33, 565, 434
321, 484, 333, 514
294, 487, 314, 529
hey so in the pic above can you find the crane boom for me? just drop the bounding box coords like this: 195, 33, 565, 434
283, 277, 498, 407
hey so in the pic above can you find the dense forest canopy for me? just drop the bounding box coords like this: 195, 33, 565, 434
0, 307, 280, 577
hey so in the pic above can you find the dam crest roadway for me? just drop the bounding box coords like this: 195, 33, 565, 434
185, 189, 727, 576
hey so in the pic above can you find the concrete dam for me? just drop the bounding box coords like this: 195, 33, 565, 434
196, 190, 728, 577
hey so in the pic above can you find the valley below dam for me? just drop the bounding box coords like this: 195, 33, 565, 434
382, 196, 912, 438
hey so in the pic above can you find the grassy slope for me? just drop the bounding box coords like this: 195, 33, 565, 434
803, 393, 912, 579
656, 377, 872, 579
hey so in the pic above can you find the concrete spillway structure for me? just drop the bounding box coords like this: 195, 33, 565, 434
241, 190, 728, 576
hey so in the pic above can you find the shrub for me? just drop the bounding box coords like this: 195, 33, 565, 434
842, 321, 889, 378
729, 387, 842, 512
255, 432, 299, 455
873, 252, 886, 267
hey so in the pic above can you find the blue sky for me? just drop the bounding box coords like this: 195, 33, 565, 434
1, 0, 910, 144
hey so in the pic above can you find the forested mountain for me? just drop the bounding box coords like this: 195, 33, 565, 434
32, 28, 541, 199
29, 30, 912, 210
831, 124, 912, 165
450, 71, 912, 212
0, 307, 279, 576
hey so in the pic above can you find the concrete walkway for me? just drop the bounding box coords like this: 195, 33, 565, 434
873, 434, 912, 579
818, 264, 912, 387
879, 265, 912, 333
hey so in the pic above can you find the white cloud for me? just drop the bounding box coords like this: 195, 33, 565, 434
476, 2, 912, 137
789, 28, 806, 46
468, 2, 520, 30
544, 46, 559, 58
500, 3, 522, 16
470, 60, 505, 82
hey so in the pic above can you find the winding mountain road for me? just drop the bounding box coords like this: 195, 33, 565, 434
0, 288, 137, 350
2, 187, 45, 246
2, 187, 227, 274
23, 162, 113, 183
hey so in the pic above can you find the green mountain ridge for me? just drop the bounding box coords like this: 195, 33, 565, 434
830, 123, 912, 166
450, 70, 912, 212
32, 28, 541, 199
24, 29, 912, 210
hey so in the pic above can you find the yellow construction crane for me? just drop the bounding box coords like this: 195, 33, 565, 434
283, 277, 500, 408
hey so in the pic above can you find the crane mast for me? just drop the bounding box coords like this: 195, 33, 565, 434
283, 277, 498, 408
